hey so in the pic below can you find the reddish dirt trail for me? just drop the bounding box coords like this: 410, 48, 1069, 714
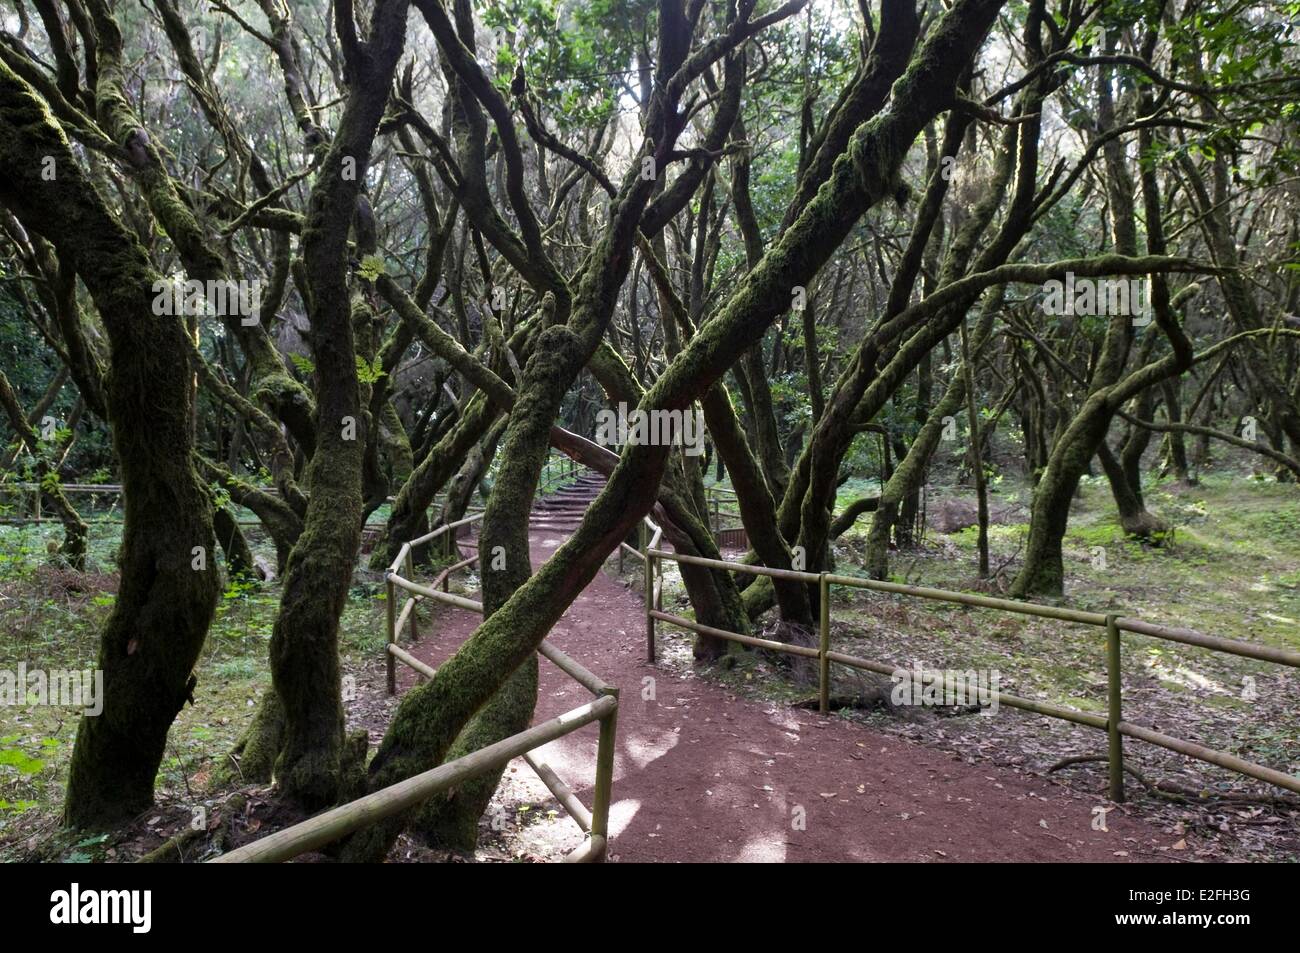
397, 484, 1179, 863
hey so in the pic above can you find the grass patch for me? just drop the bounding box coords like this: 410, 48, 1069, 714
0, 520, 389, 852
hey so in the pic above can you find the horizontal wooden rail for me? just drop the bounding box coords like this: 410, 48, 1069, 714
388, 573, 483, 613
3, 483, 124, 493
1114, 618, 1300, 668
2, 483, 414, 503
647, 550, 1300, 669
651, 609, 821, 659
2, 515, 393, 531
387, 643, 436, 681
403, 511, 485, 557
1117, 721, 1300, 795
430, 553, 479, 591
823, 650, 1109, 729
820, 573, 1300, 668
648, 547, 818, 583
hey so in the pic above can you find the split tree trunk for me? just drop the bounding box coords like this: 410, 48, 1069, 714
267, 0, 411, 809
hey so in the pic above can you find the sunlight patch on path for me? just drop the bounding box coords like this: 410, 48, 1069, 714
620, 727, 680, 770
731, 833, 786, 862
608, 799, 640, 839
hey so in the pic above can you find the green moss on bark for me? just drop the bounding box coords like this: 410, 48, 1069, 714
0, 60, 220, 828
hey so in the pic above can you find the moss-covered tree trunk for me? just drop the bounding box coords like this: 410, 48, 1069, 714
639, 241, 812, 626
438, 419, 503, 526
897, 349, 933, 548
1010, 48, 1203, 595
959, 319, 990, 577
412, 416, 515, 848
413, 409, 532, 846
267, 0, 410, 808
1011, 304, 1201, 597
371, 391, 500, 569
1096, 440, 1166, 539
0, 60, 220, 828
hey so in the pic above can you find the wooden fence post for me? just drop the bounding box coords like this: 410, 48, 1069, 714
819, 574, 831, 714
1106, 614, 1125, 802
590, 689, 619, 862
405, 549, 418, 642
442, 528, 451, 592
385, 572, 396, 695
642, 523, 655, 662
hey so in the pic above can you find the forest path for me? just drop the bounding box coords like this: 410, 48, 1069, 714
397, 480, 1178, 862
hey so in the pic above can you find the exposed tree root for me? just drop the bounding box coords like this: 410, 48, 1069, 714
1048, 754, 1300, 809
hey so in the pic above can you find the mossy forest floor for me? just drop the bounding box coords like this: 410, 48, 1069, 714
1, 472, 1297, 861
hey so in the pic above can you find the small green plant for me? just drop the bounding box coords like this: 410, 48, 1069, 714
0, 745, 45, 777
222, 576, 257, 601
356, 355, 387, 385
357, 255, 387, 281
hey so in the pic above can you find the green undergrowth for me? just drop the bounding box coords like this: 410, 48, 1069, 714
0, 520, 387, 856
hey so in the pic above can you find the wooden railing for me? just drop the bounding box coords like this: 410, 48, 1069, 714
701, 485, 748, 548
640, 529, 1300, 802
210, 691, 616, 863
212, 468, 619, 863
538, 452, 580, 496
1, 482, 123, 524
377, 466, 618, 861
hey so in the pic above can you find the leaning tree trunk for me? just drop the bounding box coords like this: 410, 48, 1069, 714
638, 243, 813, 626
1011, 284, 1202, 597
0, 61, 220, 828
413, 440, 537, 847
439, 418, 504, 526
371, 390, 501, 569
